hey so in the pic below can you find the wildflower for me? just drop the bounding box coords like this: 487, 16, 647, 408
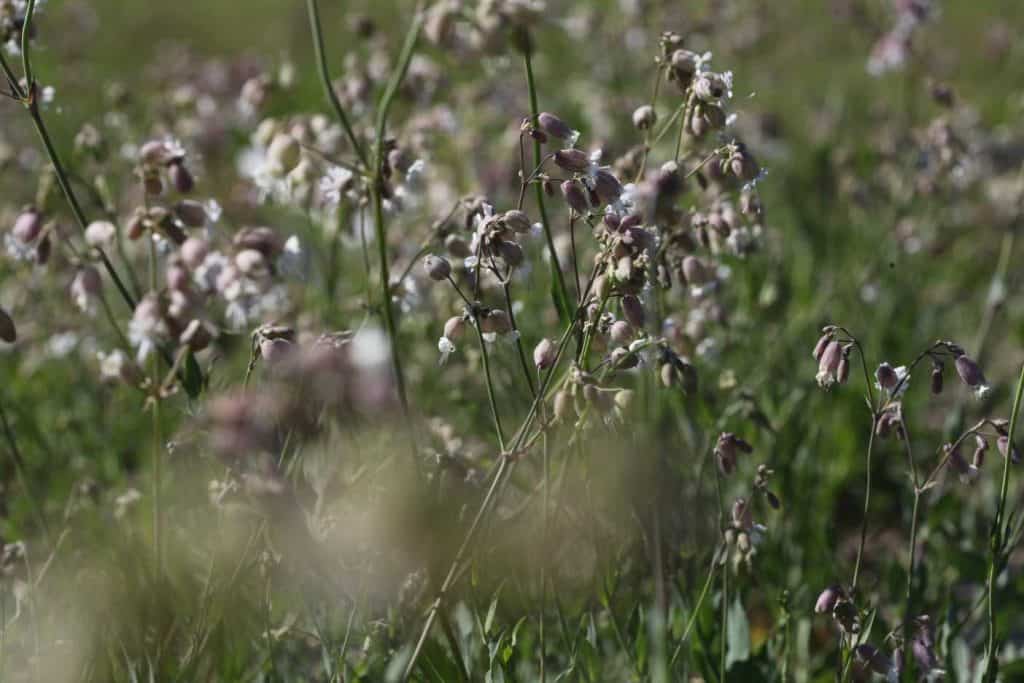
533, 337, 556, 369
553, 148, 591, 173
715, 432, 753, 475
632, 105, 656, 130
815, 341, 844, 388
423, 254, 452, 281
998, 435, 1020, 464
97, 349, 143, 385
537, 112, 578, 143
875, 361, 909, 397
70, 267, 102, 314
954, 353, 989, 397
128, 294, 168, 362
12, 207, 42, 244
85, 220, 117, 247
319, 165, 355, 205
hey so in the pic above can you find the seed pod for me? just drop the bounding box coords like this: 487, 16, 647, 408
260, 337, 293, 365
13, 209, 43, 244
837, 355, 851, 384
180, 237, 210, 270
502, 209, 532, 234
445, 234, 471, 258
812, 333, 831, 361
0, 308, 16, 343
85, 220, 117, 247
423, 254, 452, 281
553, 390, 573, 422
533, 337, 556, 370
494, 239, 523, 268
930, 364, 944, 395
553, 149, 591, 173
169, 161, 195, 193
480, 309, 511, 335
680, 255, 711, 286
632, 105, 657, 130
173, 200, 207, 228
537, 112, 574, 141
955, 354, 986, 388
609, 320, 632, 346
875, 362, 898, 391
592, 169, 623, 205
815, 585, 843, 614
443, 316, 466, 341
998, 436, 1021, 464
235, 249, 268, 276
560, 180, 589, 214
621, 295, 644, 329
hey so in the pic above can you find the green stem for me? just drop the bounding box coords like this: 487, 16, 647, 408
0, 397, 50, 543
983, 363, 1024, 681
668, 552, 718, 670
850, 418, 877, 594
523, 49, 572, 325
305, 0, 368, 168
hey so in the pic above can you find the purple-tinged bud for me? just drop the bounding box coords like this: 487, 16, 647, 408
765, 490, 781, 509
812, 333, 831, 362
946, 443, 971, 481
480, 309, 512, 335
609, 320, 632, 346
560, 180, 590, 214
144, 173, 164, 197
445, 234, 471, 258
853, 644, 891, 675
166, 262, 190, 292
837, 355, 851, 384
553, 390, 573, 422
85, 220, 117, 247
260, 337, 293, 366
998, 436, 1020, 464
972, 435, 988, 470
930, 364, 944, 395
495, 239, 524, 268
553, 149, 591, 173
592, 169, 623, 205
816, 341, 843, 388
680, 255, 711, 285
444, 316, 466, 341
543, 179, 556, 196
533, 337, 556, 370
0, 308, 16, 343
694, 72, 728, 101
669, 49, 699, 80
537, 112, 575, 141
235, 249, 268, 277
875, 362, 898, 391
502, 209, 532, 234
180, 237, 209, 270
173, 200, 207, 228
423, 254, 452, 281
603, 213, 621, 232
169, 161, 195, 193
814, 585, 843, 614
621, 295, 645, 329
13, 209, 43, 244
632, 105, 657, 130
234, 227, 282, 258
955, 354, 987, 389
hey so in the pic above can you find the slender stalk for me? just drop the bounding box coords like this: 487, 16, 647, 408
523, 48, 573, 324
850, 419, 877, 594
472, 319, 506, 451
668, 554, 719, 669
982, 363, 1024, 681
720, 560, 728, 682
902, 490, 920, 678
0, 398, 50, 542
305, 0, 368, 168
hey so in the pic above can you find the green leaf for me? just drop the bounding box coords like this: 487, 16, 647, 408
182, 350, 203, 398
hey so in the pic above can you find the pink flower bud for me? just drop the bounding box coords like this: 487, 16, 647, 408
533, 337, 556, 369
444, 316, 466, 340
812, 333, 831, 361
180, 237, 209, 270
998, 436, 1020, 464
480, 309, 511, 335
955, 354, 987, 388
632, 105, 657, 130
537, 112, 574, 141
85, 220, 117, 247
502, 209, 532, 234
815, 585, 843, 614
680, 256, 711, 285
621, 295, 644, 329
173, 200, 207, 228
592, 169, 623, 205
560, 180, 589, 214
13, 209, 43, 244
553, 149, 591, 173
609, 320, 632, 346
169, 161, 195, 193
423, 254, 452, 281
875, 362, 898, 391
